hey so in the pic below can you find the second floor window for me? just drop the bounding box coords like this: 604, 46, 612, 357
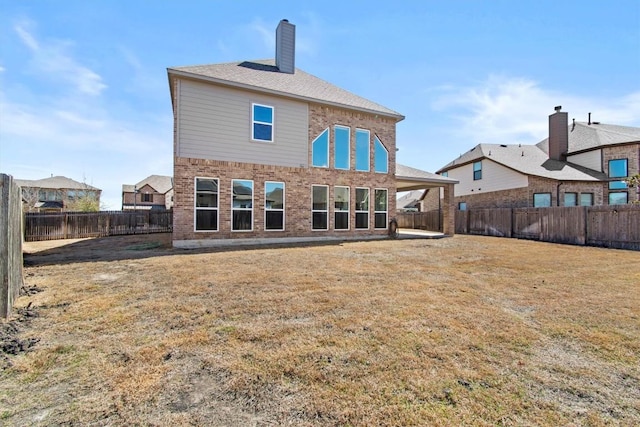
141, 193, 152, 202
608, 159, 628, 190
374, 136, 388, 173
252, 104, 274, 142
473, 161, 482, 180
334, 126, 350, 170
355, 129, 370, 172
312, 128, 329, 168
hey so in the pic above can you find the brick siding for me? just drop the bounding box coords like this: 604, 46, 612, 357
173, 102, 398, 243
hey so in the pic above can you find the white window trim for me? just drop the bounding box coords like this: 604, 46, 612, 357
194, 176, 219, 233
374, 188, 388, 230
355, 128, 370, 172
334, 125, 351, 170
311, 127, 330, 168
231, 179, 254, 232
311, 184, 329, 231
373, 135, 389, 174
264, 181, 285, 232
334, 186, 350, 231
355, 186, 370, 230
251, 103, 274, 143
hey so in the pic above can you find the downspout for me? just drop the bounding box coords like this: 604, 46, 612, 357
556, 181, 563, 206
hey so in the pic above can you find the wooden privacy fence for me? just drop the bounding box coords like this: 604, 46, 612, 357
24, 210, 173, 242
455, 205, 640, 250
1, 174, 24, 318
396, 211, 442, 232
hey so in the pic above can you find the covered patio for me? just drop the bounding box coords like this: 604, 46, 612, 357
395, 164, 459, 236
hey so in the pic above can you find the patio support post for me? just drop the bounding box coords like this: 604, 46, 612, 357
442, 183, 455, 236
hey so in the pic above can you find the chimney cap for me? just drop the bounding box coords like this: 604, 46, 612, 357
554, 105, 562, 112
281, 18, 289, 22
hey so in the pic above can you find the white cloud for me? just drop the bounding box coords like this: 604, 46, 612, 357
15, 21, 107, 96
248, 18, 273, 51
431, 75, 640, 146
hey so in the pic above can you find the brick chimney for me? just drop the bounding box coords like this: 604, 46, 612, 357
276, 19, 295, 74
548, 106, 568, 160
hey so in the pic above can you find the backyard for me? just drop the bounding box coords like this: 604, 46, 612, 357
1, 233, 639, 426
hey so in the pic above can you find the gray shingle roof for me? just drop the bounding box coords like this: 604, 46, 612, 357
536, 121, 640, 154
168, 59, 404, 120
397, 163, 459, 183
15, 176, 100, 190
439, 121, 639, 181
438, 143, 608, 181
122, 175, 173, 194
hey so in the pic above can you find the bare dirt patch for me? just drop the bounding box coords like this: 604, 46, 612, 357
2, 234, 639, 426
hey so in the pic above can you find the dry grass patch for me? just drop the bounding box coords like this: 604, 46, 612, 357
1, 234, 638, 426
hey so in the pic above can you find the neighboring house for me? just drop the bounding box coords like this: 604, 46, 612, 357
15, 176, 101, 212
396, 190, 425, 212
436, 107, 640, 209
168, 20, 455, 247
122, 175, 174, 210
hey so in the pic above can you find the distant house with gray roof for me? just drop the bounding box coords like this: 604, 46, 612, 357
122, 175, 173, 210
15, 176, 101, 212
168, 20, 457, 247
436, 107, 640, 209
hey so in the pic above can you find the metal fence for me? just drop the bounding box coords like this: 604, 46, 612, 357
455, 205, 640, 250
24, 210, 173, 242
1, 174, 24, 318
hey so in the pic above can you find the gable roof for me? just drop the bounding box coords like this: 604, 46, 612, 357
536, 121, 640, 155
168, 59, 404, 121
122, 175, 173, 194
15, 176, 100, 191
438, 143, 608, 181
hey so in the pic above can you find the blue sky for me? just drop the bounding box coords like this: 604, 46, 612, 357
1, 1, 639, 209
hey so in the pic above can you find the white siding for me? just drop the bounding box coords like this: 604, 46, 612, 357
176, 79, 309, 167
448, 160, 528, 196
568, 149, 602, 172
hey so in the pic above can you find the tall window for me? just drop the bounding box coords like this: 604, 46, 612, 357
142, 193, 152, 202
265, 181, 285, 231
580, 193, 593, 206
564, 192, 577, 206
374, 136, 388, 173
473, 161, 482, 180
334, 126, 350, 170
355, 129, 370, 172
374, 189, 388, 229
334, 186, 350, 230
355, 187, 369, 229
533, 193, 551, 207
232, 179, 253, 231
608, 159, 628, 189
252, 104, 274, 142
609, 159, 629, 204
312, 128, 329, 168
195, 178, 218, 231
312, 185, 328, 230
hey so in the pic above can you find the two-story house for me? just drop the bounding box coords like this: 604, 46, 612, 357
15, 176, 101, 212
122, 175, 174, 210
168, 20, 414, 247
436, 107, 640, 209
